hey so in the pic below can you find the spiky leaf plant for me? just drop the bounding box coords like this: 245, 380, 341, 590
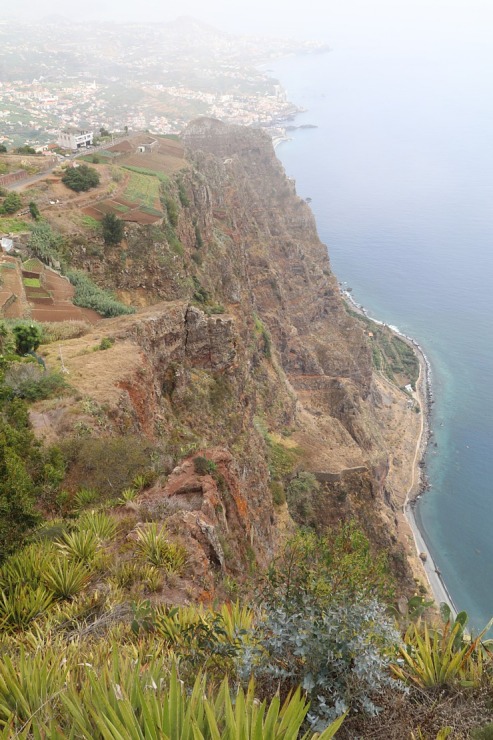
0, 541, 55, 592
0, 649, 69, 734
0, 585, 54, 632
77, 511, 117, 541
135, 523, 187, 572
392, 613, 493, 688
117, 487, 138, 506
42, 558, 92, 600
55, 529, 99, 564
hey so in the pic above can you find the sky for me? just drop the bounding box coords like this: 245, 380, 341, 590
5, 0, 493, 48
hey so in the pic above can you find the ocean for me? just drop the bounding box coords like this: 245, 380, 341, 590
270, 43, 493, 631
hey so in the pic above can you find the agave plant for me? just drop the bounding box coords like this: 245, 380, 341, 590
117, 487, 140, 507
77, 511, 117, 541
55, 529, 100, 564
0, 648, 69, 733
135, 523, 187, 572
42, 558, 92, 600
0, 542, 55, 593
392, 608, 493, 688
57, 660, 345, 739
72, 488, 99, 512
0, 585, 54, 632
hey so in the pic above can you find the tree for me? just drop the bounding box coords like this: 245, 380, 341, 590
15, 145, 36, 155
100, 127, 110, 137
0, 191, 22, 214
102, 213, 125, 245
62, 164, 100, 192
12, 324, 42, 356
28, 201, 41, 220
0, 143, 7, 153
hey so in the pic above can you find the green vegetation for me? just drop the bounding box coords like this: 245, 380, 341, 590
14, 145, 36, 154
28, 200, 40, 220
101, 212, 125, 245
80, 214, 102, 230
28, 221, 64, 263
22, 276, 41, 287
123, 169, 161, 208
122, 164, 170, 184
12, 323, 41, 355
0, 217, 31, 232
62, 164, 100, 192
66, 269, 135, 317
0, 191, 22, 215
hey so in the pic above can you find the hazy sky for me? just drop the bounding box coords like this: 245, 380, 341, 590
6, 0, 493, 48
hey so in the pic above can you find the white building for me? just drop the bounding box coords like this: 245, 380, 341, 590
57, 127, 93, 151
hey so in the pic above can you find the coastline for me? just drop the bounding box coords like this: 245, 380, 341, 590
342, 287, 456, 613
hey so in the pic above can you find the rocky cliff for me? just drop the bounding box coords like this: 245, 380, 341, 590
35, 119, 419, 592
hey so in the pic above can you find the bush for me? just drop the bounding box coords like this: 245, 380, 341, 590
62, 164, 100, 192
12, 323, 42, 355
102, 213, 125, 245
0, 192, 22, 214
251, 598, 399, 729
193, 455, 217, 475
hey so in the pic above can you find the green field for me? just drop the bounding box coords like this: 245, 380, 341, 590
123, 170, 161, 209
0, 218, 32, 233
23, 277, 41, 287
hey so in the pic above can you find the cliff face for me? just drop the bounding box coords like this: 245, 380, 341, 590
37, 119, 414, 588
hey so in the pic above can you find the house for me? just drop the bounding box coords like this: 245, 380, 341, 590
57, 127, 93, 151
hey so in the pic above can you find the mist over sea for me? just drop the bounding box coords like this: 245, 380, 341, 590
270, 41, 493, 630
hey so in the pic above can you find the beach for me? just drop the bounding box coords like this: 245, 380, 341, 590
342, 288, 455, 612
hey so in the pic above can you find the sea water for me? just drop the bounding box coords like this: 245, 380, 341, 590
270, 44, 493, 630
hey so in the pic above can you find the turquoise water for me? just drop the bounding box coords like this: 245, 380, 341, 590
270, 47, 493, 630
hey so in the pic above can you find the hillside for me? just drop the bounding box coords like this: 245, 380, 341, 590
1, 120, 490, 737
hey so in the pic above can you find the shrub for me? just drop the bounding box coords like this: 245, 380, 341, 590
28, 201, 41, 220
61, 434, 156, 497
193, 455, 217, 475
251, 598, 399, 729
97, 336, 114, 350
102, 213, 125, 245
12, 323, 42, 355
62, 164, 100, 192
0, 192, 22, 214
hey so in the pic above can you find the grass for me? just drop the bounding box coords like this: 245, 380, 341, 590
123, 170, 161, 209
80, 215, 102, 230
22, 277, 41, 288
122, 165, 169, 185
0, 218, 31, 233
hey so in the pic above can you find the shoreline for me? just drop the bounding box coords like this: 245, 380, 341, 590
342, 287, 456, 613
